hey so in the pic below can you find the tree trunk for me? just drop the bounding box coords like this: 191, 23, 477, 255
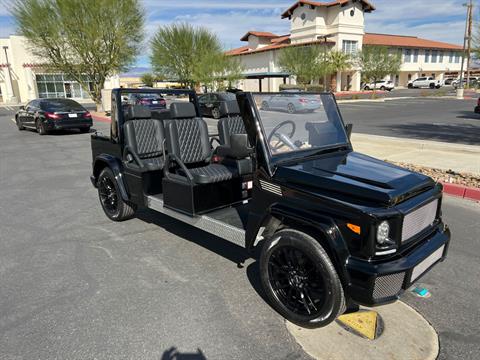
330, 73, 337, 92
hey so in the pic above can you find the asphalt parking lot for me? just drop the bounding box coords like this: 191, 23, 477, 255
0, 103, 479, 359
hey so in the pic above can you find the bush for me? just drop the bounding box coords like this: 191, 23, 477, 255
305, 85, 324, 93
279, 84, 305, 91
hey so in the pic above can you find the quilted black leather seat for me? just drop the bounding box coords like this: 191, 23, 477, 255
217, 100, 247, 146
164, 102, 238, 184
124, 105, 165, 171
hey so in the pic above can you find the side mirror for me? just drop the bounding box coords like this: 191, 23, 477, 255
345, 124, 353, 140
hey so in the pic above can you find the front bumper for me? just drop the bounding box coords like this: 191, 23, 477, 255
345, 225, 451, 306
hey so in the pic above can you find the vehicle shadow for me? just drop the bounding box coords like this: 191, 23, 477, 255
136, 208, 249, 265
245, 242, 271, 305
161, 347, 207, 360
381, 123, 480, 145
456, 110, 480, 120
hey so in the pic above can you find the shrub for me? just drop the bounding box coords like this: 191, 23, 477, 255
279, 84, 305, 91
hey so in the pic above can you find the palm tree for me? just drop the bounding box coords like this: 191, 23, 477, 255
326, 50, 351, 92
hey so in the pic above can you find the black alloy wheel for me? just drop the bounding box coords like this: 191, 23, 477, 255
36, 119, 47, 135
16, 116, 25, 130
287, 103, 296, 114
260, 229, 345, 327
97, 167, 136, 221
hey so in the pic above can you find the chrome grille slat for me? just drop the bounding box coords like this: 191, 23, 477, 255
402, 200, 438, 243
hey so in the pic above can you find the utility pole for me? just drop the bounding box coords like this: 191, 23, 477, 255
466, 0, 473, 87
458, 1, 472, 98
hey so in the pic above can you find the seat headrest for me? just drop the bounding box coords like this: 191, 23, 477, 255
127, 105, 151, 120
152, 109, 171, 121
219, 100, 240, 117
170, 102, 196, 119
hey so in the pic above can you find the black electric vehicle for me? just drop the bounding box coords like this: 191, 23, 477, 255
90, 88, 451, 328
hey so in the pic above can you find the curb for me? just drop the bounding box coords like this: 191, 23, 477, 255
92, 114, 111, 123
442, 182, 480, 202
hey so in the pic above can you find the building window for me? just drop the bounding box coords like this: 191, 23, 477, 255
425, 50, 430, 63
439, 51, 444, 63
455, 53, 461, 63
36, 74, 91, 99
342, 40, 358, 55
413, 49, 419, 63
431, 50, 438, 63
449, 51, 454, 63
404, 49, 411, 63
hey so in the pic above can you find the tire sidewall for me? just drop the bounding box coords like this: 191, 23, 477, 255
98, 167, 124, 221
259, 229, 345, 328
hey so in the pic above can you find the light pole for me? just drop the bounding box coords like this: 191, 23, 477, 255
2, 46, 17, 103
457, 1, 473, 99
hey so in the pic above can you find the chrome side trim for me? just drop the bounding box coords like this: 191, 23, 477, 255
259, 180, 282, 196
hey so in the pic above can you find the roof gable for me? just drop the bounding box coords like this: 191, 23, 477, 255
240, 31, 279, 42
281, 0, 375, 19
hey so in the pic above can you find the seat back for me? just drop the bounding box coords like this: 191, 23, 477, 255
164, 102, 211, 164
124, 105, 165, 160
217, 100, 246, 146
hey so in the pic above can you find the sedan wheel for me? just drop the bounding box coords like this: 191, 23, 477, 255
261, 101, 270, 111
287, 103, 296, 114
36, 120, 47, 135
16, 117, 25, 131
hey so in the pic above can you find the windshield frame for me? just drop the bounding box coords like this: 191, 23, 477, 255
251, 92, 352, 166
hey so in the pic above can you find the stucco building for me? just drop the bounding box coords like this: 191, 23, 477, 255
0, 35, 119, 104
226, 0, 465, 92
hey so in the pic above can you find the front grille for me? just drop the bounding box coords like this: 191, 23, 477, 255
373, 272, 405, 300
401, 200, 438, 243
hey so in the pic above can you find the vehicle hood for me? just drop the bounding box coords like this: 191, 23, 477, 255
274, 151, 435, 206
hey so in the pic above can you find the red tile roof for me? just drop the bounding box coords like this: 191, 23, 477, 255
227, 38, 335, 56
281, 0, 375, 19
240, 31, 279, 42
364, 33, 463, 50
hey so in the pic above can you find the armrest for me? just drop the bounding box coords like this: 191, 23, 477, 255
123, 145, 145, 169
216, 134, 253, 159
164, 154, 194, 183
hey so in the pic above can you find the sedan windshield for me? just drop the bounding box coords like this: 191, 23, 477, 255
254, 93, 349, 158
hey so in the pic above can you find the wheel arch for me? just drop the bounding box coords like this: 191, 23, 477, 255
248, 205, 351, 287
92, 154, 129, 201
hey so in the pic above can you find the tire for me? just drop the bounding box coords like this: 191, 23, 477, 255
408, 84, 413, 89
287, 103, 296, 114
380, 86, 386, 91
435, 85, 441, 89
79, 127, 91, 133
259, 229, 346, 328
16, 116, 25, 131
364, 86, 370, 91
211, 107, 221, 119
429, 83, 435, 89
261, 101, 269, 111
97, 167, 136, 222
36, 119, 48, 135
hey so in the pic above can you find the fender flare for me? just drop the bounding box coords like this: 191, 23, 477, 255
92, 154, 129, 201
247, 204, 351, 284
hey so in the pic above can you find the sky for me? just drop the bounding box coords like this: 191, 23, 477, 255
0, 0, 473, 69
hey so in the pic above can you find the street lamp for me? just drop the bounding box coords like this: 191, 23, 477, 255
317, 34, 333, 91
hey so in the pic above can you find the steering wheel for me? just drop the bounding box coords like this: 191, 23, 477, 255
267, 120, 297, 151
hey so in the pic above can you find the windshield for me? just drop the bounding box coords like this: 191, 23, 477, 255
254, 92, 349, 158
41, 99, 85, 112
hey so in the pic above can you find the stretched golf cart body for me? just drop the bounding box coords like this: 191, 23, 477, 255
91, 89, 450, 327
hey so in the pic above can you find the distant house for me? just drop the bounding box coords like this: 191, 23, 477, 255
226, 0, 464, 92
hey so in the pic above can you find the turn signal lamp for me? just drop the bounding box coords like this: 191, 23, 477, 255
347, 223, 361, 235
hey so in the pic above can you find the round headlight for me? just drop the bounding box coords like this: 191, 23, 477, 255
377, 221, 390, 245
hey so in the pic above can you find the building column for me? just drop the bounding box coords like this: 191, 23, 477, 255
336, 72, 342, 92
3, 66, 17, 103
24, 66, 37, 100
352, 70, 362, 92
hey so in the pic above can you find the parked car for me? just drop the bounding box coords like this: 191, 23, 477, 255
91, 88, 451, 328
198, 92, 237, 119
408, 77, 442, 89
363, 80, 394, 91
127, 93, 166, 110
474, 97, 480, 113
261, 93, 321, 113
452, 77, 478, 89
15, 98, 92, 135
444, 78, 455, 85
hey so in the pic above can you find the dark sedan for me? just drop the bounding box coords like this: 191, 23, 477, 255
15, 98, 93, 135
126, 93, 167, 110
198, 92, 237, 119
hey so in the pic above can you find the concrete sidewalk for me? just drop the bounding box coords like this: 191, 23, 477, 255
352, 133, 480, 176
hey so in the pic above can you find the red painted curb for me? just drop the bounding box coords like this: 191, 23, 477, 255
92, 114, 111, 123
441, 182, 479, 202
